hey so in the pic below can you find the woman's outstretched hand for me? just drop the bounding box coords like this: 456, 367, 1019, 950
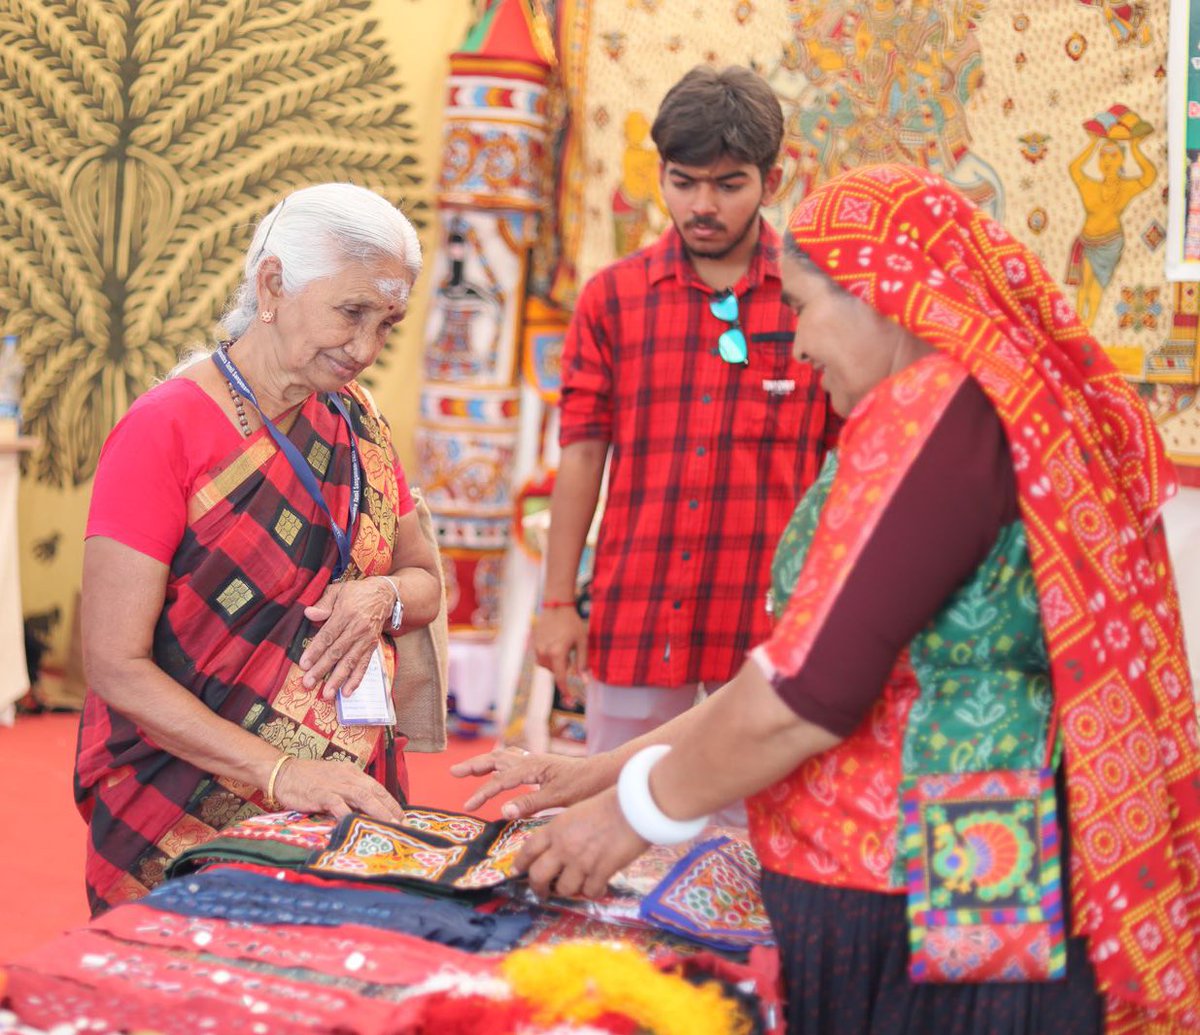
272, 757, 405, 823
514, 788, 647, 899
449, 747, 611, 819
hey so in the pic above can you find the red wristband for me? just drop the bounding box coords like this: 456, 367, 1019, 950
541, 599, 577, 609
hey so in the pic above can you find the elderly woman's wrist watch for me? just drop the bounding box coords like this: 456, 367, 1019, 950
378, 576, 404, 632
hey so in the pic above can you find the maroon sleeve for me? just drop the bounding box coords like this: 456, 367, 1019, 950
773, 376, 1019, 737
558, 274, 614, 446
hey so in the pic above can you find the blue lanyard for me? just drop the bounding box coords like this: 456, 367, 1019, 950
213, 346, 361, 581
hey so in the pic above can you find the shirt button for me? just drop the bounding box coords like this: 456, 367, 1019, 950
710, 347, 720, 356
701, 393, 711, 404
673, 601, 682, 610
696, 446, 706, 457
682, 551, 691, 560
688, 500, 698, 510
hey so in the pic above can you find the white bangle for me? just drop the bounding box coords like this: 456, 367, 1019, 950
616, 745, 709, 845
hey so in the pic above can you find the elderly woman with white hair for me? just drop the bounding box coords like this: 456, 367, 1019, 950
74, 183, 441, 915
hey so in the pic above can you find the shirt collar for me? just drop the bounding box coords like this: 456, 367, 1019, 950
647, 217, 782, 293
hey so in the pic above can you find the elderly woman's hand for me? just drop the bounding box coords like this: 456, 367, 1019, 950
450, 746, 613, 819
272, 757, 405, 823
515, 787, 648, 900
300, 578, 394, 699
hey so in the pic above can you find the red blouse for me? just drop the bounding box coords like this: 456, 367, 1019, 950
86, 377, 414, 565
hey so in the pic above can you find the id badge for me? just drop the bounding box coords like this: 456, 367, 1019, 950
335, 645, 396, 726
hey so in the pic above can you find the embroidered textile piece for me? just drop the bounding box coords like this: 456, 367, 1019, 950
305, 810, 549, 893
165, 811, 338, 878
142, 866, 532, 953
608, 833, 741, 899
90, 903, 495, 987
903, 770, 1065, 983
5, 899, 495, 1035
639, 837, 775, 953
6, 928, 414, 1035
399, 808, 489, 843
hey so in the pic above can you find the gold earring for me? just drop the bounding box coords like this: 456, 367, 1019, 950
260, 310, 275, 324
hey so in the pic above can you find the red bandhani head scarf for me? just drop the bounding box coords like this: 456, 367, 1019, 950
787, 164, 1200, 1033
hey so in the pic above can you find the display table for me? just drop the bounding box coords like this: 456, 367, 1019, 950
0, 809, 779, 1034
0, 438, 35, 726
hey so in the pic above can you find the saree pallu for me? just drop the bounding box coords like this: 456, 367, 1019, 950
75, 382, 407, 915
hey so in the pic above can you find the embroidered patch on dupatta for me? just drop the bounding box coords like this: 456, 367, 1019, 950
903, 769, 1064, 983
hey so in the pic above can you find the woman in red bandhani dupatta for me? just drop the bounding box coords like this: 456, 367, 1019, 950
458, 165, 1200, 1033
75, 184, 443, 916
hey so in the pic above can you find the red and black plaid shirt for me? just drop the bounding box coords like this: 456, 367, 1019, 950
560, 220, 835, 688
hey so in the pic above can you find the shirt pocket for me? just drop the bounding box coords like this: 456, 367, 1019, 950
730, 333, 805, 442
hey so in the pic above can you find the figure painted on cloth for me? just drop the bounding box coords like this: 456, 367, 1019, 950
1066, 121, 1157, 327
457, 165, 1200, 1035
532, 65, 834, 774
611, 111, 667, 257
780, 0, 1004, 218
1077, 0, 1153, 47
76, 184, 446, 916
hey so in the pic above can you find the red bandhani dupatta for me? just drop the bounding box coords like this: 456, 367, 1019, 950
786, 164, 1200, 1032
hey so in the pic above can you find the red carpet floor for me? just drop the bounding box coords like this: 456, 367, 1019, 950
0, 712, 508, 964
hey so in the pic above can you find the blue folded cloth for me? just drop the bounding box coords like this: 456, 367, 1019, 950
144, 866, 532, 954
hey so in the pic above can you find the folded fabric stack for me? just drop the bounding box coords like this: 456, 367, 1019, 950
3, 883, 770, 1034
145, 866, 533, 951
2, 809, 781, 1033
4, 893, 502, 1034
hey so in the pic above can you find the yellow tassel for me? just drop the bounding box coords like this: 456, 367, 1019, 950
500, 940, 751, 1035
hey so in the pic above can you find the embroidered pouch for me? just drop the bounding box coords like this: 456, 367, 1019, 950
304, 808, 550, 894
639, 836, 775, 952
901, 769, 1065, 983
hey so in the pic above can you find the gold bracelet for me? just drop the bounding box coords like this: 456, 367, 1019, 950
266, 754, 292, 809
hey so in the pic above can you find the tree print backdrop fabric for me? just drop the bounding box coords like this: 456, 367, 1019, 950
3, 0, 478, 675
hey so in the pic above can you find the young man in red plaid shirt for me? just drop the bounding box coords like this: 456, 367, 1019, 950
534, 65, 834, 758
